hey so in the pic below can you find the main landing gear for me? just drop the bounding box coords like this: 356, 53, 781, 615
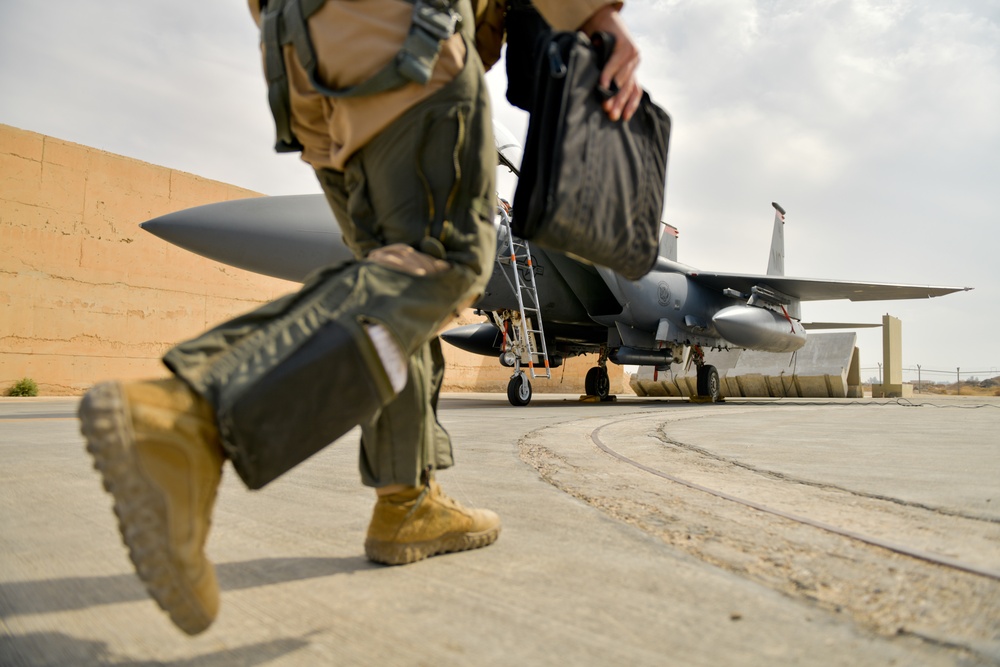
691, 345, 721, 402
582, 347, 614, 402
585, 366, 611, 400
696, 364, 721, 402
506, 351, 614, 406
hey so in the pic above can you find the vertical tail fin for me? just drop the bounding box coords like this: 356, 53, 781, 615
658, 222, 679, 261
766, 202, 801, 319
767, 202, 786, 277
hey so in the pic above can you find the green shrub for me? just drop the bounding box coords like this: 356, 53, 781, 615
7, 378, 39, 397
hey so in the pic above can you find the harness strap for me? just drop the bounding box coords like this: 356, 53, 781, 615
262, 0, 462, 153
262, 2, 301, 152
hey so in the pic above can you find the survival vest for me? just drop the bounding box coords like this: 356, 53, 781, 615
260, 0, 463, 153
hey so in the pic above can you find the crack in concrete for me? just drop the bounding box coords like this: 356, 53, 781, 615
653, 425, 1000, 525
518, 426, 1000, 664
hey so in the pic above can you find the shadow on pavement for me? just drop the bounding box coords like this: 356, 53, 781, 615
0, 631, 311, 666
0, 556, 371, 618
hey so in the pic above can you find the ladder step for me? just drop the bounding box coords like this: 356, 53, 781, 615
498, 211, 551, 382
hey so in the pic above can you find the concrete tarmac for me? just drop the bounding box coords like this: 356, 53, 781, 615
1, 393, 998, 666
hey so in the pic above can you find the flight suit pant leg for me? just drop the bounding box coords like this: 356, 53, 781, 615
162, 48, 496, 491
353, 338, 454, 489
312, 58, 496, 488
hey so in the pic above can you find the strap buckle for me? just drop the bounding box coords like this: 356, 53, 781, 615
397, 0, 461, 86
412, 0, 461, 42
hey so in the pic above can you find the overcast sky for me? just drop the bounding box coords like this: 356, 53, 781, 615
1, 0, 998, 383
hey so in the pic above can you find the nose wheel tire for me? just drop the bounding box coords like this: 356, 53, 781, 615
507, 372, 532, 406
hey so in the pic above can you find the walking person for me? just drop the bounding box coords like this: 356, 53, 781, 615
79, 0, 642, 635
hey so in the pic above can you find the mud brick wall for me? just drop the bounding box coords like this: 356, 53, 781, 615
0, 125, 297, 394
0, 124, 623, 397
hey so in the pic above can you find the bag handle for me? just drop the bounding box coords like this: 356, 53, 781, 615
589, 31, 619, 101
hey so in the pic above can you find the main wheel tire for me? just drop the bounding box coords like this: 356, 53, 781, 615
507, 373, 532, 406
696, 364, 721, 402
585, 367, 611, 399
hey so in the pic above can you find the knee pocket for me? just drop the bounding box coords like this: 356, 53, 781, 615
217, 317, 398, 489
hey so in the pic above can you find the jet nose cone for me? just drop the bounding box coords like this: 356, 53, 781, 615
139, 209, 203, 246
137, 195, 350, 283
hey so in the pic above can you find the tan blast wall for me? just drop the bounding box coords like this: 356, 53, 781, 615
0, 125, 622, 396
0, 124, 300, 394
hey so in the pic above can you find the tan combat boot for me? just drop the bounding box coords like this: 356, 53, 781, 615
365, 480, 501, 565
79, 378, 224, 635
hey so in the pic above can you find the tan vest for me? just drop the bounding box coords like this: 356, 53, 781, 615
247, 0, 617, 170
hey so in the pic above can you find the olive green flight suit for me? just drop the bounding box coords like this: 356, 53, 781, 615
163, 6, 496, 490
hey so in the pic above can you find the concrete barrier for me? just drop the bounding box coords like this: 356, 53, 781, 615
631, 333, 862, 398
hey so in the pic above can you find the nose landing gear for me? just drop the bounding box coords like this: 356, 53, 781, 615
507, 371, 532, 406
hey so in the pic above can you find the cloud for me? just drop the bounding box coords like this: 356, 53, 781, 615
619, 1, 999, 373
0, 0, 316, 194
1, 0, 996, 373
622, 2, 999, 256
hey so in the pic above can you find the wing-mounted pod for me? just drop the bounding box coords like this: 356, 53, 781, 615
748, 284, 800, 317
712, 282, 807, 353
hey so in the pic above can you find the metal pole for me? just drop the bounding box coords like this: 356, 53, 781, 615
957, 367, 960, 395
917, 364, 921, 393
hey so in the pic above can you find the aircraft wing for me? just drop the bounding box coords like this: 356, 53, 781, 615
687, 271, 972, 302
801, 322, 883, 330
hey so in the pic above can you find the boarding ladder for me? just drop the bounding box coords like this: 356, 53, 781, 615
497, 204, 551, 380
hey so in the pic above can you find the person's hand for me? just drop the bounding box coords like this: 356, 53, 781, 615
580, 4, 642, 122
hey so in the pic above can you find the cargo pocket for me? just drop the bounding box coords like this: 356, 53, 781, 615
343, 159, 382, 256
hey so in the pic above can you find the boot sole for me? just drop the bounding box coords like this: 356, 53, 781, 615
364, 525, 501, 566
79, 381, 215, 635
